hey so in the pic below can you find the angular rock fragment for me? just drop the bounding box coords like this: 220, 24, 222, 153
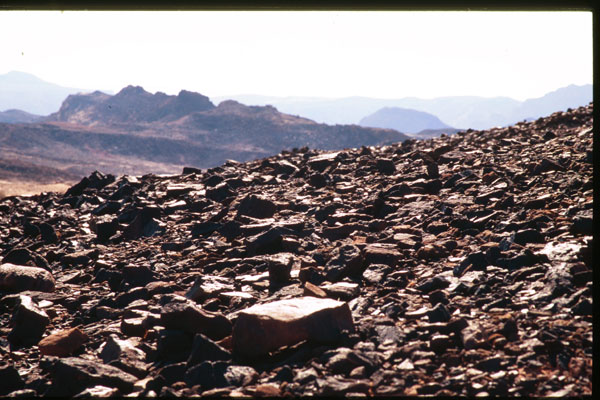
324, 244, 364, 282
237, 194, 277, 219
8, 295, 50, 346
160, 300, 232, 340
44, 357, 137, 397
187, 333, 232, 368
232, 296, 354, 357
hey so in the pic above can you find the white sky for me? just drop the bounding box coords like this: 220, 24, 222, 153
0, 11, 593, 100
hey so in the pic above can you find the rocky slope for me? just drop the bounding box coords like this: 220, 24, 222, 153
0, 104, 593, 397
0, 87, 408, 183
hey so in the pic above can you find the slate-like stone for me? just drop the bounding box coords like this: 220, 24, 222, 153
160, 301, 232, 340
232, 296, 354, 358
44, 356, 137, 396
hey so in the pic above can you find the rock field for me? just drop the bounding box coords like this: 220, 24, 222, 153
0, 104, 593, 397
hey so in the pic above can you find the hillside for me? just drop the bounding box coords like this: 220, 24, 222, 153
0, 104, 592, 397
359, 107, 453, 134
0, 87, 409, 184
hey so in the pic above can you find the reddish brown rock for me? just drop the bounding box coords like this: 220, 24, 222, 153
232, 296, 354, 358
0, 263, 55, 293
38, 327, 89, 357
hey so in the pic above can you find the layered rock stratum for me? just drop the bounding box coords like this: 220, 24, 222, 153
0, 104, 593, 397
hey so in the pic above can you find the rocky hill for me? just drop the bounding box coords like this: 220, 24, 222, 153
0, 87, 409, 183
0, 109, 42, 124
0, 104, 592, 397
359, 107, 453, 134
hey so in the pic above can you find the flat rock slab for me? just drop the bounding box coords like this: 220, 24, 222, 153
44, 356, 137, 396
232, 296, 354, 358
38, 327, 88, 357
0, 263, 55, 293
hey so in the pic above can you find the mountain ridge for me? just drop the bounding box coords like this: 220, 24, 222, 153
214, 83, 592, 130
1, 86, 410, 184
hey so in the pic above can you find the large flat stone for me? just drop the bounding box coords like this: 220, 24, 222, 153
0, 263, 55, 293
232, 296, 354, 358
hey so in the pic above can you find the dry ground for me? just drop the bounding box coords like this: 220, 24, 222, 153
0, 179, 72, 199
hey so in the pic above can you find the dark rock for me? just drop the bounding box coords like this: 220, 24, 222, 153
0, 362, 25, 395
8, 295, 50, 346
2, 248, 50, 271
90, 216, 119, 242
324, 244, 364, 281
38, 223, 58, 244
184, 361, 229, 390
237, 194, 277, 219
156, 329, 194, 362
417, 276, 450, 294
206, 182, 233, 202
190, 221, 221, 237
512, 229, 545, 245
376, 158, 396, 174
427, 303, 451, 323
187, 333, 232, 368
160, 301, 232, 340
308, 173, 328, 188
43, 356, 137, 396
122, 265, 154, 287
122, 206, 163, 240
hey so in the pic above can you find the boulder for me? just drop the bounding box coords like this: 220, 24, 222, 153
232, 296, 354, 357
0, 263, 55, 293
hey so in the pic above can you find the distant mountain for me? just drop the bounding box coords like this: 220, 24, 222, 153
516, 84, 593, 122
0, 71, 109, 116
215, 83, 592, 130
359, 107, 452, 134
1, 86, 409, 183
0, 109, 42, 123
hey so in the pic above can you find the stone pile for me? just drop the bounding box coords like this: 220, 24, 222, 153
0, 104, 593, 397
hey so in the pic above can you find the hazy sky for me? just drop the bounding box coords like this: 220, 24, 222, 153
0, 11, 593, 100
